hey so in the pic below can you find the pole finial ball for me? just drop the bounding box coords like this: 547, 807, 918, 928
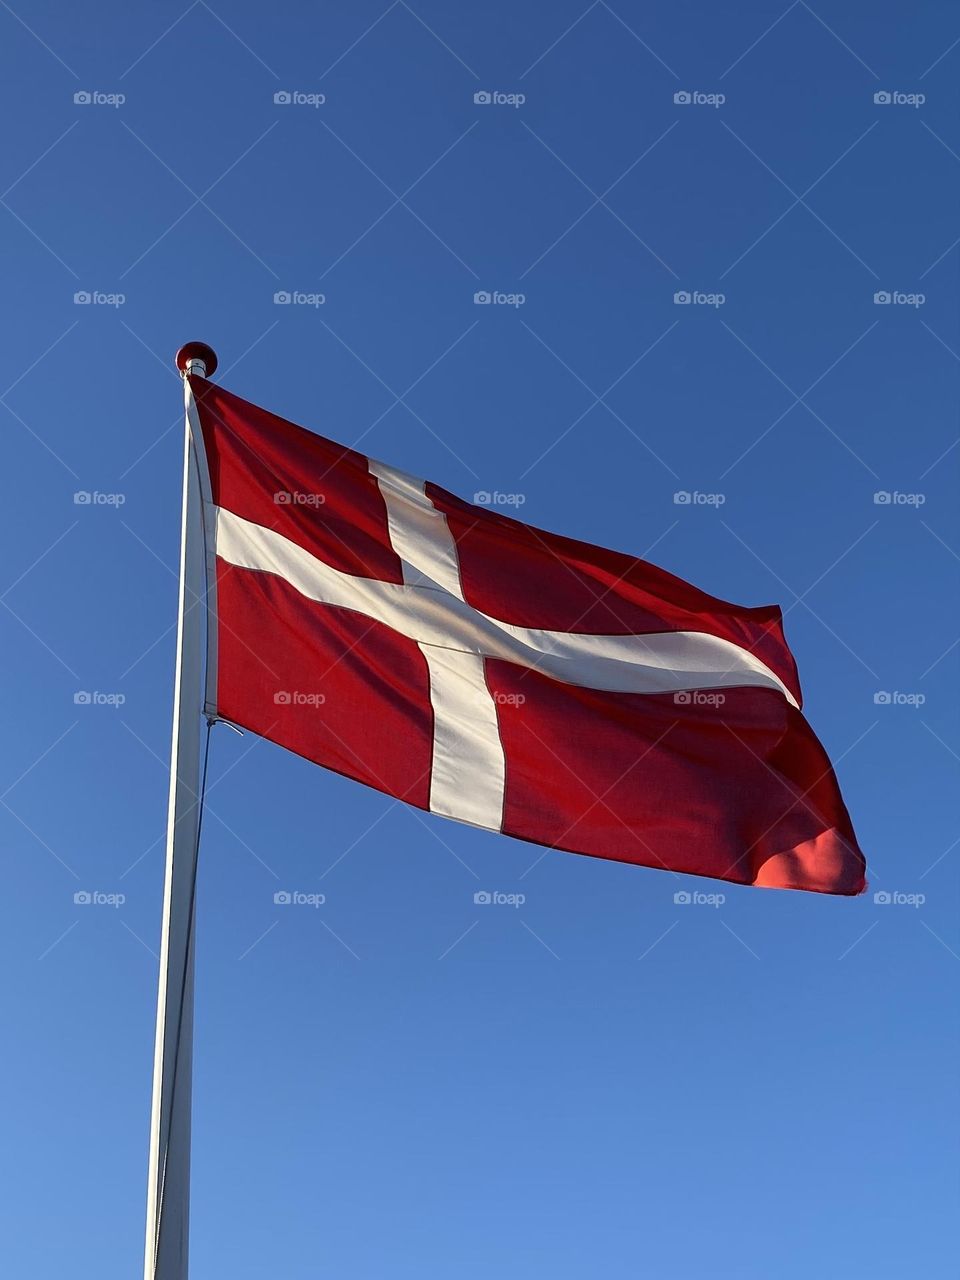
175, 342, 219, 378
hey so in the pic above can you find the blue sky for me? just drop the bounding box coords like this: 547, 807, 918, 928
1, 1, 958, 1276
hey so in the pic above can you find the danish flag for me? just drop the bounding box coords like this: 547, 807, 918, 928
188, 375, 865, 896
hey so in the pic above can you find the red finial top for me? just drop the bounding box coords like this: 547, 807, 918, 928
174, 342, 219, 378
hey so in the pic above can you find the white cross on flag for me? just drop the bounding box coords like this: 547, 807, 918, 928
187, 374, 865, 895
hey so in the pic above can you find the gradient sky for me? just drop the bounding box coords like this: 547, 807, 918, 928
1, 2, 958, 1277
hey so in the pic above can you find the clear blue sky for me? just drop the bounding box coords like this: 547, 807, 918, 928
1, 2, 957, 1276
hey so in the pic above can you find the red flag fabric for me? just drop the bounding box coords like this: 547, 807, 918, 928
190, 375, 865, 896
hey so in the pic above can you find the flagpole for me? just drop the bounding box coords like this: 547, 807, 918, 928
143, 343, 219, 1280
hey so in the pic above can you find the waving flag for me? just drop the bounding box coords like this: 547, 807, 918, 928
187, 374, 864, 896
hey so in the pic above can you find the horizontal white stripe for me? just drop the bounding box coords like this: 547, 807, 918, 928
215, 507, 797, 707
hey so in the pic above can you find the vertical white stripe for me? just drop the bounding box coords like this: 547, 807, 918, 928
368, 459, 463, 597
421, 644, 506, 829
369, 457, 506, 831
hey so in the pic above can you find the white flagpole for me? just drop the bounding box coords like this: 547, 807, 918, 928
144, 343, 219, 1280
